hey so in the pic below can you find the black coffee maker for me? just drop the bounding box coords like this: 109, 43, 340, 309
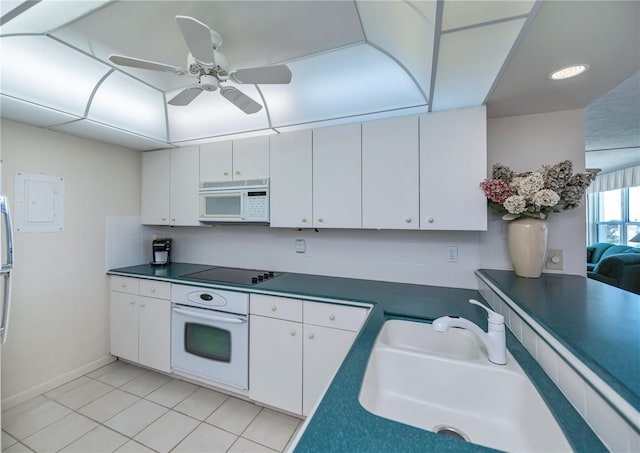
151, 238, 172, 266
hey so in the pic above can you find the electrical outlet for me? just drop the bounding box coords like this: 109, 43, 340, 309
295, 239, 306, 254
546, 249, 563, 270
447, 246, 458, 263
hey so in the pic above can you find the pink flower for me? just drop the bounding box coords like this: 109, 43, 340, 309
480, 179, 512, 204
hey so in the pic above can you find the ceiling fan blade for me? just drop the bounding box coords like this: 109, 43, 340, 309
230, 65, 292, 84
109, 55, 187, 75
168, 86, 203, 106
176, 15, 217, 66
220, 86, 263, 114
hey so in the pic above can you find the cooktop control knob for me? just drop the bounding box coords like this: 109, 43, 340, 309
251, 277, 258, 284
258, 275, 264, 281
263, 273, 270, 279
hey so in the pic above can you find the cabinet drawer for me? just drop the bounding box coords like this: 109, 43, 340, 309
110, 276, 139, 295
250, 294, 302, 322
303, 302, 367, 331
139, 280, 171, 300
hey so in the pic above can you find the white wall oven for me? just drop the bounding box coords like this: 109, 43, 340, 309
171, 284, 248, 389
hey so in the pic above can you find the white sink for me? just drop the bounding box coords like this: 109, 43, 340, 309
376, 319, 484, 360
359, 320, 571, 452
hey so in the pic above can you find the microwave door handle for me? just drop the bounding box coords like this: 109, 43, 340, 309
0, 196, 14, 272
172, 307, 247, 324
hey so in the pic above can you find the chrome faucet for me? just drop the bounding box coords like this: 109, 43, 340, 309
432, 299, 506, 365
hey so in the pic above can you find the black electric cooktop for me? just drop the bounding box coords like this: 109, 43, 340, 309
182, 267, 282, 286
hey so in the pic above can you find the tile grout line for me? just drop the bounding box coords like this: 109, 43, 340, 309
4, 363, 303, 453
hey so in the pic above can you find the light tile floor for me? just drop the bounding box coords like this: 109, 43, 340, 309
2, 361, 303, 453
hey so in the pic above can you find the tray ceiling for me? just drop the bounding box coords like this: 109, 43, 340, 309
1, 0, 638, 162
0, 0, 536, 149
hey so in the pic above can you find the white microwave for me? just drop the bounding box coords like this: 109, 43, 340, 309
199, 179, 269, 223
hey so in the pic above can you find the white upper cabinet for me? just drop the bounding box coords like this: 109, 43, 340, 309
200, 136, 269, 183
312, 123, 362, 229
170, 146, 200, 226
419, 106, 487, 230
141, 149, 170, 225
142, 147, 199, 226
232, 136, 270, 181
200, 141, 233, 182
362, 116, 419, 229
269, 130, 313, 228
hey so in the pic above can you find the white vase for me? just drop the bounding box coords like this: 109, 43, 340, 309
506, 217, 548, 278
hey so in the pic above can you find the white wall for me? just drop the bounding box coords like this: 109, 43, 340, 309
0, 119, 141, 407
480, 109, 587, 275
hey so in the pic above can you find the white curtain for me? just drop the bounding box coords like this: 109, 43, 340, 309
588, 165, 640, 193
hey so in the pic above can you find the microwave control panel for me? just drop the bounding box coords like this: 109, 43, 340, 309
246, 191, 268, 219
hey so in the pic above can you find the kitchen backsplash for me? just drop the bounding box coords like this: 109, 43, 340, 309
133, 222, 482, 289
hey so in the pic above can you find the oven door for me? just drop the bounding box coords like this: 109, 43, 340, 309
171, 304, 248, 389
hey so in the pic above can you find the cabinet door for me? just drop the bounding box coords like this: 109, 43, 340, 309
138, 296, 171, 372
420, 106, 487, 230
362, 116, 419, 229
303, 324, 356, 416
170, 146, 200, 226
312, 124, 362, 228
200, 141, 233, 182
233, 136, 270, 180
110, 291, 139, 363
141, 149, 171, 225
249, 315, 302, 414
269, 130, 313, 228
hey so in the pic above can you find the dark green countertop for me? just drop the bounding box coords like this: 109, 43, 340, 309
477, 269, 640, 413
108, 263, 604, 452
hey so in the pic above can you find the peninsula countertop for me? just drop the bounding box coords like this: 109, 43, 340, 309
108, 263, 605, 452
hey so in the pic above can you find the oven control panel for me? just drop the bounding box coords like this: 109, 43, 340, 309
171, 284, 249, 315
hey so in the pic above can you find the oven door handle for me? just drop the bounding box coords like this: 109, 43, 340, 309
172, 307, 247, 324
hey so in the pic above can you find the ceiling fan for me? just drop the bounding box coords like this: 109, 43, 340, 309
108, 15, 292, 114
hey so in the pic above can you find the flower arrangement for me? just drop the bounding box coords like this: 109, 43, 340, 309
480, 160, 597, 220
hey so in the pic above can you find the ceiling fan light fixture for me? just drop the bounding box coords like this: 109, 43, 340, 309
548, 64, 589, 80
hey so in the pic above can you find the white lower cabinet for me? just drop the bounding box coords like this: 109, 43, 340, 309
109, 277, 171, 372
249, 294, 367, 415
249, 315, 303, 414
302, 324, 356, 416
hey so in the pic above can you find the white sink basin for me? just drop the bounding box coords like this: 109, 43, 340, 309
359, 320, 571, 452
376, 319, 484, 360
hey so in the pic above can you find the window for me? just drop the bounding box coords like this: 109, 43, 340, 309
592, 186, 640, 245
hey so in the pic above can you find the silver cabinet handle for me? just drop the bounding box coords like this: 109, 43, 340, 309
329, 314, 336, 321
290, 330, 296, 336
405, 218, 412, 223
427, 217, 434, 223
0, 196, 14, 271
308, 333, 314, 339
271, 305, 277, 311
0, 273, 11, 345
0, 196, 14, 345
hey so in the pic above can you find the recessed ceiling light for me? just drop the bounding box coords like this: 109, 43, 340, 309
548, 64, 590, 81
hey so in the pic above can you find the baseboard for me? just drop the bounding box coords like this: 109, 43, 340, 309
1, 355, 116, 410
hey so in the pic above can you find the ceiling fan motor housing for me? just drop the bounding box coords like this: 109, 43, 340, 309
200, 74, 219, 91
